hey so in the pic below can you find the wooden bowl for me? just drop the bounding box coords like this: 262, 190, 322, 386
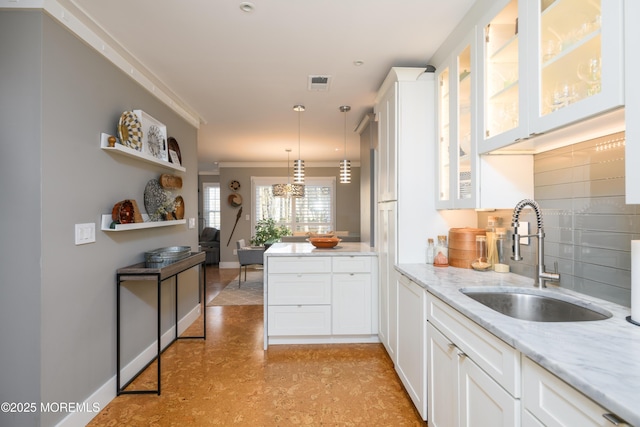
307, 237, 341, 248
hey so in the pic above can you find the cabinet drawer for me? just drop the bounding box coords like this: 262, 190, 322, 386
268, 256, 331, 274
428, 293, 520, 397
522, 357, 629, 427
268, 274, 331, 305
268, 305, 332, 336
332, 256, 373, 273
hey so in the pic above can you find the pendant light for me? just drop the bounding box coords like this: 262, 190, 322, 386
293, 105, 305, 183
272, 149, 305, 198
339, 105, 351, 183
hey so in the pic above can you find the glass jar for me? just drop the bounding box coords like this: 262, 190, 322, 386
426, 238, 435, 264
434, 235, 449, 267
494, 227, 509, 272
475, 235, 487, 263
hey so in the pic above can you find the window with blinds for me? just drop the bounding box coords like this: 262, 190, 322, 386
202, 182, 220, 229
252, 177, 335, 233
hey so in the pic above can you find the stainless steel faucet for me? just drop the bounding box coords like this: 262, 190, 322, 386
511, 199, 560, 288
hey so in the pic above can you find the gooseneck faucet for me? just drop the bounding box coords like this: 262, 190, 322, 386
511, 199, 560, 288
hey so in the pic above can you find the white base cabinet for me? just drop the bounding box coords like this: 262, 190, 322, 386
265, 252, 378, 348
427, 292, 630, 426
427, 322, 520, 427
428, 293, 520, 427
523, 357, 630, 427
396, 274, 427, 419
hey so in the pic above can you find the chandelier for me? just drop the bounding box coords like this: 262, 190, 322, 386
272, 149, 305, 198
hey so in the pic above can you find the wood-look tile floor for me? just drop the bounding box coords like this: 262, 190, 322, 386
88, 266, 426, 426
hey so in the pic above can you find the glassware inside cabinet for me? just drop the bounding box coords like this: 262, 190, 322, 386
457, 45, 472, 200
438, 67, 451, 203
540, 0, 602, 116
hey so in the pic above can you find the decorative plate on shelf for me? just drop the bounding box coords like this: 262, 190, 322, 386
174, 196, 184, 219
146, 125, 165, 159
167, 137, 182, 165
144, 179, 172, 221
117, 111, 143, 151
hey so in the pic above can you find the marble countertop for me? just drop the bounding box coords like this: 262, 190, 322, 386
265, 242, 377, 256
396, 263, 640, 426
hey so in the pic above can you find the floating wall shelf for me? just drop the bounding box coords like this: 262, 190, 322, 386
100, 133, 186, 173
101, 214, 186, 232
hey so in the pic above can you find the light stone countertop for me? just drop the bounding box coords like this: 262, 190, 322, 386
396, 263, 640, 427
265, 242, 377, 257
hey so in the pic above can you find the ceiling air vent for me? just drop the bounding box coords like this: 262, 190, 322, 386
308, 75, 332, 92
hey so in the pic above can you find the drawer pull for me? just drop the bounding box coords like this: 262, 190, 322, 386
603, 413, 625, 425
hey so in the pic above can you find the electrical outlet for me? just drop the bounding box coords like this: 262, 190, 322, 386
188, 218, 196, 229
233, 249, 237, 255
245, 214, 250, 221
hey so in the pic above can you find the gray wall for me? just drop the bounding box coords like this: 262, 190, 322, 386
1, 10, 199, 426
0, 11, 43, 427
217, 166, 360, 265
478, 131, 632, 306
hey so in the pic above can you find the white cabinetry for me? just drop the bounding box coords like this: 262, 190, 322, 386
625, 0, 640, 204
476, 0, 624, 154
376, 201, 397, 361
436, 29, 533, 210
522, 357, 630, 427
332, 256, 373, 335
265, 252, 378, 347
427, 293, 521, 426
374, 67, 435, 362
396, 274, 427, 420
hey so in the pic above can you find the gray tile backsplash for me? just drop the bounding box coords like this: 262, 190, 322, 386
479, 131, 635, 306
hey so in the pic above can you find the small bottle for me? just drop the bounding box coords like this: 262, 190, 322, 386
494, 228, 510, 272
426, 238, 435, 264
486, 216, 500, 269
434, 235, 449, 267
475, 235, 487, 264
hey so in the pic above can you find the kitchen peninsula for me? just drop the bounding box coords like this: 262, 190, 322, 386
263, 242, 378, 349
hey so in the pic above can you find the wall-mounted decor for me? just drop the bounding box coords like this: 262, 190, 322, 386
134, 110, 167, 162
167, 136, 182, 165
229, 180, 241, 191
117, 111, 143, 151
228, 193, 243, 207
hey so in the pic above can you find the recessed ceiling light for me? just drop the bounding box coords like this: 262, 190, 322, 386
353, 60, 365, 66
239, 2, 254, 12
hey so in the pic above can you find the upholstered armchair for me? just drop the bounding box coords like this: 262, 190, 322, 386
200, 227, 220, 265
236, 239, 265, 286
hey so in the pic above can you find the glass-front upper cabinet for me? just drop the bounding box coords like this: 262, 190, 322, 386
478, 0, 528, 152
436, 32, 477, 209
436, 66, 450, 207
457, 44, 473, 206
528, 0, 623, 136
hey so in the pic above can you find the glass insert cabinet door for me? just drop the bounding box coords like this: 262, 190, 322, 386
483, 0, 520, 140
539, 0, 602, 116
457, 44, 472, 203
437, 67, 450, 205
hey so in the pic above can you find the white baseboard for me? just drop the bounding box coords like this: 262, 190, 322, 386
219, 261, 240, 269
56, 303, 202, 427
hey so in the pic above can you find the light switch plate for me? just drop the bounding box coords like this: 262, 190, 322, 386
75, 223, 96, 245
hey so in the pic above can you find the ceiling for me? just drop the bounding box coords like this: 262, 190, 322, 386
63, 0, 476, 172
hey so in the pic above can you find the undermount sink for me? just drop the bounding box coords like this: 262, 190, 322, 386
460, 288, 612, 322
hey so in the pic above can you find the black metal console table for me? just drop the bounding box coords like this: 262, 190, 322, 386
116, 251, 206, 395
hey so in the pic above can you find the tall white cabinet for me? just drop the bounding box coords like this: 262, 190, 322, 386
374, 67, 436, 420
